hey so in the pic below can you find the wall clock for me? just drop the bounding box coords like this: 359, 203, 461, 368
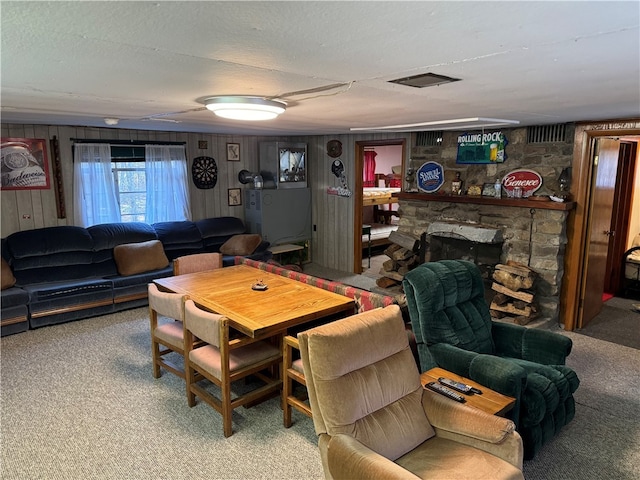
192, 156, 218, 189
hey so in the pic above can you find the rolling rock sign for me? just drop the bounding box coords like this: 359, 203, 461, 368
456, 131, 507, 164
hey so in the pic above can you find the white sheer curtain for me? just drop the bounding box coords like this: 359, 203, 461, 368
145, 145, 191, 223
73, 143, 120, 227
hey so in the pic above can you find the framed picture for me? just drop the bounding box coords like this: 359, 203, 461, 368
1, 137, 51, 190
482, 183, 497, 197
228, 188, 242, 206
227, 143, 240, 161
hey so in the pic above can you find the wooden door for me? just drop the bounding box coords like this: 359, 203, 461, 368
604, 141, 637, 295
580, 138, 620, 328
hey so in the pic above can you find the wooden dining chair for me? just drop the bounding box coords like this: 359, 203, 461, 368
173, 252, 223, 276
282, 335, 312, 427
183, 299, 282, 437
148, 283, 187, 379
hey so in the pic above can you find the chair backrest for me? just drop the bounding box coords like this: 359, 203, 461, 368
403, 260, 495, 364
183, 299, 224, 348
298, 305, 435, 461
148, 283, 185, 321
173, 253, 223, 276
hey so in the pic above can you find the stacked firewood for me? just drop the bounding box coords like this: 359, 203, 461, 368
490, 262, 538, 325
375, 231, 420, 290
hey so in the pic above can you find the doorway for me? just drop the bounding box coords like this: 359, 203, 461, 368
562, 121, 640, 330
353, 139, 406, 274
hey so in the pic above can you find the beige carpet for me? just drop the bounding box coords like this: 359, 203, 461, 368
2, 305, 639, 479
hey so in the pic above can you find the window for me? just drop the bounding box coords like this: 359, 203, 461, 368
73, 142, 191, 227
112, 160, 146, 223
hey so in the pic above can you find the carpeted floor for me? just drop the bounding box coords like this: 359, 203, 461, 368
1, 293, 639, 479
576, 296, 640, 350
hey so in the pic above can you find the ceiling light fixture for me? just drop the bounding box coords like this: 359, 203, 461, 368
350, 117, 520, 132
203, 96, 286, 121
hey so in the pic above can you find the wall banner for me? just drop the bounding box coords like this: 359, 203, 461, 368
1, 138, 51, 190
456, 131, 508, 164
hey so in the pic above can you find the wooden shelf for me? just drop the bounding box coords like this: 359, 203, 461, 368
395, 192, 575, 211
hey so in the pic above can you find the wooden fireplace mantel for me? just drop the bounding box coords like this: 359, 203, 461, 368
395, 192, 575, 211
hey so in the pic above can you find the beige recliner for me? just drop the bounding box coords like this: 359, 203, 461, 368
298, 305, 524, 480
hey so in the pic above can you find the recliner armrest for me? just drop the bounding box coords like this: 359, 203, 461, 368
421, 389, 524, 470
492, 322, 572, 365
327, 434, 420, 480
429, 343, 527, 397
422, 389, 515, 444
428, 343, 478, 376
468, 354, 527, 399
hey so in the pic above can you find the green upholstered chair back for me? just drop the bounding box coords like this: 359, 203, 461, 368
403, 260, 495, 365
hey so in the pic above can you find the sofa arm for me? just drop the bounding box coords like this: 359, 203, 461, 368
422, 389, 523, 470
326, 434, 420, 480
492, 322, 572, 365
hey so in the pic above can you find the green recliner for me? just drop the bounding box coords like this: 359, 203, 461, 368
403, 259, 580, 460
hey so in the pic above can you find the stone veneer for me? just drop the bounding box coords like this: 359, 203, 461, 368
398, 124, 575, 325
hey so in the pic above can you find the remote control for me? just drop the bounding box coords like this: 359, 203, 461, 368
438, 377, 482, 395
424, 382, 466, 402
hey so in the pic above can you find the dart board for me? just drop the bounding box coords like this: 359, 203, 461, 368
192, 156, 218, 189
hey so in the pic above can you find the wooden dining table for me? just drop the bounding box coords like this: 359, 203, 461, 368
153, 264, 355, 338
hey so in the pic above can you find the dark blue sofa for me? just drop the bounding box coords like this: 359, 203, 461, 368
1, 216, 270, 336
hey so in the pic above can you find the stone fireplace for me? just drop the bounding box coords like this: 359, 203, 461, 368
398, 196, 571, 326
426, 222, 504, 299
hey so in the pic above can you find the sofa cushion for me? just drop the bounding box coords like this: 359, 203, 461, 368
152, 220, 204, 260
88, 222, 158, 251
108, 264, 174, 288
153, 220, 202, 246
5, 226, 96, 285
196, 216, 246, 250
219, 234, 263, 256
1, 286, 29, 308
24, 279, 113, 302
1, 258, 16, 290
6, 226, 93, 259
114, 240, 169, 276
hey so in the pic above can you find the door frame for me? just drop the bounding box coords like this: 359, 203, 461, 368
353, 139, 407, 273
561, 119, 640, 330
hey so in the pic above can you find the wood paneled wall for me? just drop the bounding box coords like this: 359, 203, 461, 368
1, 123, 408, 272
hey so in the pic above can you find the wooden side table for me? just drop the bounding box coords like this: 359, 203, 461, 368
421, 367, 516, 417
270, 243, 305, 267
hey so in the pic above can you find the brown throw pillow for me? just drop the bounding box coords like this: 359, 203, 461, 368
1, 258, 16, 290
219, 234, 262, 256
113, 240, 169, 276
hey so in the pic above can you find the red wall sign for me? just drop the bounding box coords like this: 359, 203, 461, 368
502, 169, 542, 197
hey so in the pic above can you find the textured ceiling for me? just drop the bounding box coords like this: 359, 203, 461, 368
2, 1, 639, 135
